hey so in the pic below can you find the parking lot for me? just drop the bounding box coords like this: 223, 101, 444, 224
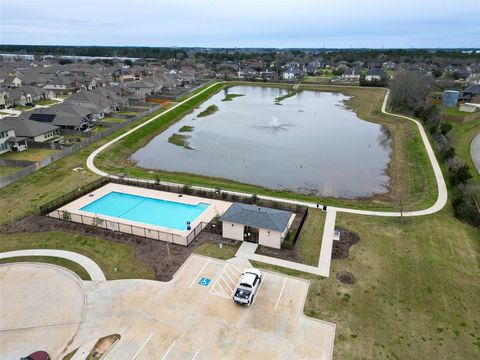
0, 255, 335, 359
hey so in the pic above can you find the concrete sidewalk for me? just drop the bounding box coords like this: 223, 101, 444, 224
234, 209, 337, 277
86, 84, 448, 219
0, 249, 106, 281
471, 131, 480, 174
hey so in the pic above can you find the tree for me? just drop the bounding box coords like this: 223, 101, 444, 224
389, 70, 432, 114
124, 59, 133, 66
449, 163, 473, 186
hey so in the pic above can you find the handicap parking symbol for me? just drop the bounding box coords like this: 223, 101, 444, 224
199, 277, 211, 286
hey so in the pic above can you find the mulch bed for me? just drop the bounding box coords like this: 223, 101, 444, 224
331, 228, 360, 259
0, 215, 213, 281
336, 271, 356, 284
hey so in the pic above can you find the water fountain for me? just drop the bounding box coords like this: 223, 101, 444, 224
256, 116, 293, 131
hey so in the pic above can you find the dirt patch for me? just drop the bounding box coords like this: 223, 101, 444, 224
0, 215, 213, 281
331, 228, 360, 259
336, 271, 356, 284
88, 334, 120, 359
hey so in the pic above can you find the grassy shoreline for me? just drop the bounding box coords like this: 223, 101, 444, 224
95, 81, 437, 212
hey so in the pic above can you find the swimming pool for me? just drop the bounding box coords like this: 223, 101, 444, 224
80, 191, 209, 230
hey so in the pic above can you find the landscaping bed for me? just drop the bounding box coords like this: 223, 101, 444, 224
0, 215, 213, 281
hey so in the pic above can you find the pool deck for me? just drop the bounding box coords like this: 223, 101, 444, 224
52, 183, 232, 244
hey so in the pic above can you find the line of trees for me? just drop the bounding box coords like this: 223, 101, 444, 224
1, 45, 479, 64
390, 71, 479, 227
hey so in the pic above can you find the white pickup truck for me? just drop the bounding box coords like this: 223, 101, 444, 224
233, 268, 263, 306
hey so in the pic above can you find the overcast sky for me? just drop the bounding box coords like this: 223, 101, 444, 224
1, 0, 479, 48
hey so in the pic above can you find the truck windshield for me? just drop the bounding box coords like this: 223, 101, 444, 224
235, 288, 252, 299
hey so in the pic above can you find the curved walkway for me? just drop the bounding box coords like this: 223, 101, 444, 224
86, 84, 447, 217
471, 131, 480, 174
0, 249, 106, 281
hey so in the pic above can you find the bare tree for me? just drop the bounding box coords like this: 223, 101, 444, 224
389, 70, 433, 114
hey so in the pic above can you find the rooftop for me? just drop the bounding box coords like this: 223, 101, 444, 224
220, 203, 292, 232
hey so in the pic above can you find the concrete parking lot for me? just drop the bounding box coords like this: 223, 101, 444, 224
0, 255, 335, 359
0, 263, 85, 359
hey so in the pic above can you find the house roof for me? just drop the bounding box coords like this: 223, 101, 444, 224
3, 116, 59, 137
463, 85, 480, 95
366, 68, 387, 77
220, 203, 292, 232
66, 89, 115, 108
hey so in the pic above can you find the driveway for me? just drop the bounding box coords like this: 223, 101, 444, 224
0, 263, 85, 359
0, 255, 336, 359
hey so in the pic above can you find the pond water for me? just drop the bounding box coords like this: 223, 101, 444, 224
131, 85, 391, 198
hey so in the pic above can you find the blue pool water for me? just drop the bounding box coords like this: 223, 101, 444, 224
80, 191, 209, 230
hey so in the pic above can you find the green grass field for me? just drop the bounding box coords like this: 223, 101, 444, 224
194, 242, 240, 260
0, 148, 58, 161
297, 209, 326, 266
254, 208, 480, 359
0, 165, 22, 177
100, 117, 125, 124
35, 99, 60, 106
0, 232, 155, 280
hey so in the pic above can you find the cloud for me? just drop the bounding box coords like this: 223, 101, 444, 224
1, 0, 479, 47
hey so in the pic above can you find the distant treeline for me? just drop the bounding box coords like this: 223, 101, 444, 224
0, 45, 188, 60
0, 45, 479, 64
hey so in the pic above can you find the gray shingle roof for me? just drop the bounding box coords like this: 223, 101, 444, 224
2, 117, 59, 137
220, 203, 292, 232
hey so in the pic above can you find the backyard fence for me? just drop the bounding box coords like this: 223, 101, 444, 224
0, 103, 162, 189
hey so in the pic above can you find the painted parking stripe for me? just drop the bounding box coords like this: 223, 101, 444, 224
161, 341, 176, 360
130, 333, 153, 360
275, 278, 288, 311
188, 259, 210, 288
192, 348, 200, 360
251, 273, 266, 305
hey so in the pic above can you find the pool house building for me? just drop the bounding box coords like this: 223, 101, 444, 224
220, 203, 295, 249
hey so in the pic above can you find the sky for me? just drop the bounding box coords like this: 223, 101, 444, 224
0, 0, 479, 48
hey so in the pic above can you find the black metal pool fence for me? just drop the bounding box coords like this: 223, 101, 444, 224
39, 175, 309, 216
39, 175, 309, 245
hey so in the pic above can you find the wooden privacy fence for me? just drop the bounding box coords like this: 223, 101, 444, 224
0, 103, 162, 188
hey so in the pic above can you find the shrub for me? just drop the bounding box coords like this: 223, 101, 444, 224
442, 147, 455, 160
281, 229, 298, 249
452, 192, 480, 227
449, 163, 473, 186
60, 210, 71, 221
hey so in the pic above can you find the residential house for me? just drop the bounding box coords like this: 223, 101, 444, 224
28, 109, 90, 131
237, 66, 258, 80
43, 76, 79, 95
283, 67, 302, 81
2, 116, 59, 143
260, 68, 277, 80
125, 79, 161, 98
0, 90, 12, 109
365, 68, 387, 82
0, 122, 16, 153
0, 75, 22, 88
342, 67, 362, 81
66, 90, 118, 117
220, 203, 296, 249
460, 85, 480, 103
7, 87, 33, 106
